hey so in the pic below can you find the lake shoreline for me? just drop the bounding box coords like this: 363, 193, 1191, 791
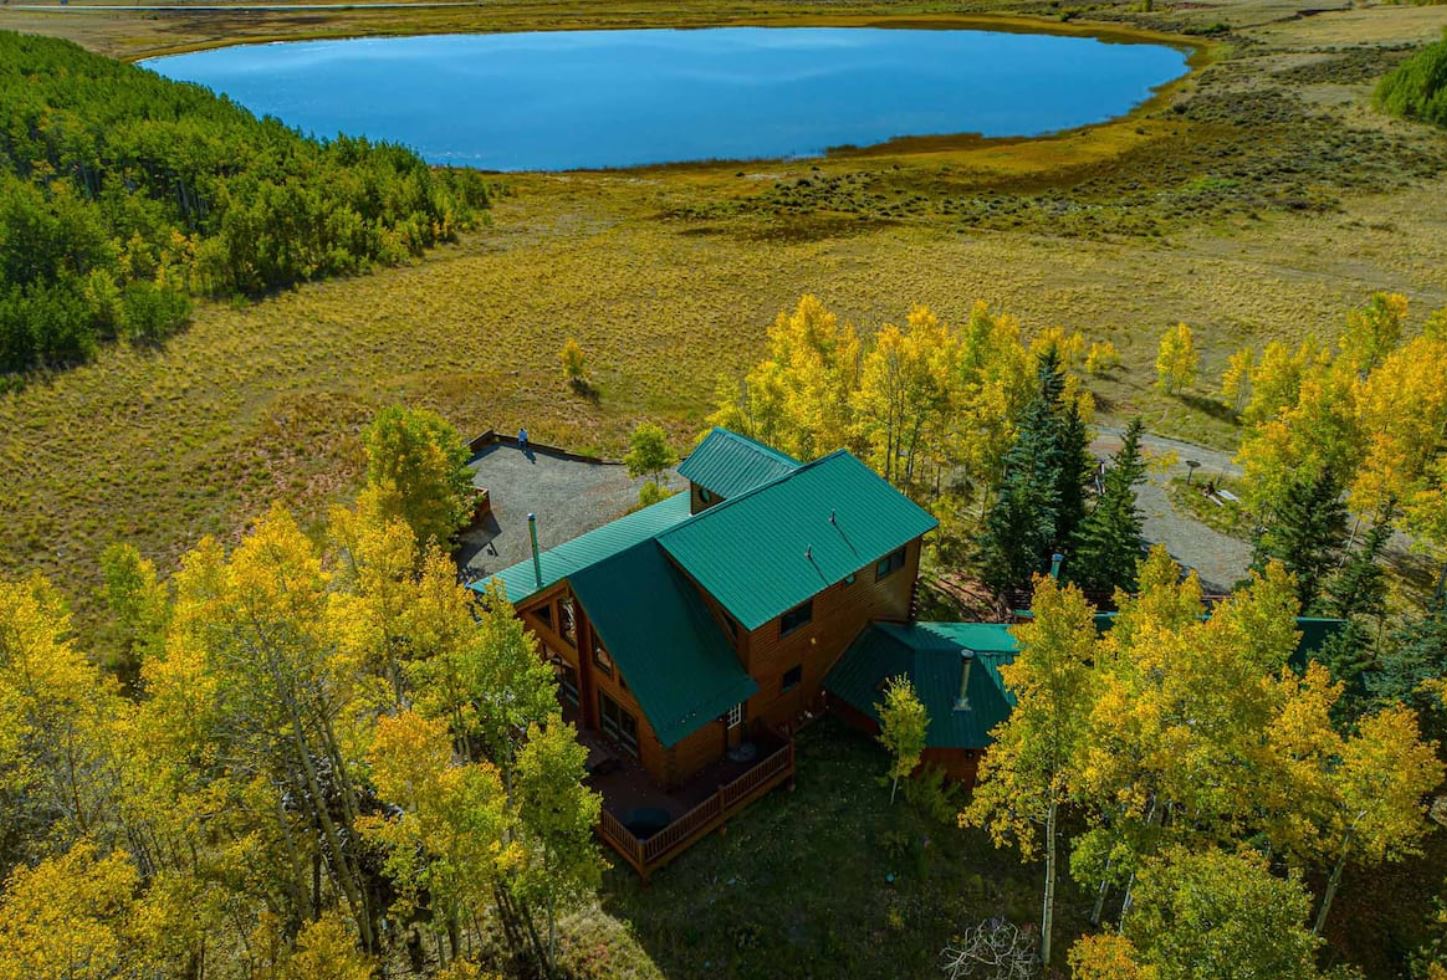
142, 25, 1196, 173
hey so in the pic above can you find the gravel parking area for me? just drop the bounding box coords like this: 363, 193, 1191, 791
457, 443, 680, 582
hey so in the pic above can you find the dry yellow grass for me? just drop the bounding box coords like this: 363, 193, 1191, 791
0, 0, 1445, 629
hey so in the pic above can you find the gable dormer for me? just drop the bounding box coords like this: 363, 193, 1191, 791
677, 427, 801, 513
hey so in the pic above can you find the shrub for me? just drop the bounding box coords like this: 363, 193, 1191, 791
1376, 29, 1447, 128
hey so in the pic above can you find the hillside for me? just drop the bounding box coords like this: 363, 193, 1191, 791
0, 32, 489, 375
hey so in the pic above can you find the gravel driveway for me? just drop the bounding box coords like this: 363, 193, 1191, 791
1092, 426, 1251, 594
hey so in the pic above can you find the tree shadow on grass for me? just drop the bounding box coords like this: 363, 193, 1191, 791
1178, 392, 1240, 427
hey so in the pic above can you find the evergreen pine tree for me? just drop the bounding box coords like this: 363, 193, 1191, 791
1313, 518, 1393, 720
1368, 601, 1447, 745
1250, 467, 1348, 609
1067, 418, 1148, 596
978, 400, 1062, 593
1055, 398, 1094, 548
979, 349, 1098, 594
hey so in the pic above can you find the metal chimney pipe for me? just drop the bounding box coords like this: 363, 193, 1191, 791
1050, 552, 1064, 580
528, 513, 543, 588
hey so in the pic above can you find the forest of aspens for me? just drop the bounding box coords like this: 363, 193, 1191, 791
1, 0, 1446, 977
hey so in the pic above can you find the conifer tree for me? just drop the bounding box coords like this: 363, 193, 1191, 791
1068, 418, 1148, 596
1314, 518, 1392, 717
1368, 601, 1447, 745
1250, 467, 1348, 609
978, 350, 1090, 593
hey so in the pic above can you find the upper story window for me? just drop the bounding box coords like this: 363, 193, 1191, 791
593, 637, 614, 677
780, 599, 813, 637
875, 546, 907, 582
699, 487, 714, 504
559, 597, 577, 647
533, 602, 554, 629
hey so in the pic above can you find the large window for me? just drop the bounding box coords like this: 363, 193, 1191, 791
780, 599, 813, 637
875, 546, 907, 582
599, 692, 639, 758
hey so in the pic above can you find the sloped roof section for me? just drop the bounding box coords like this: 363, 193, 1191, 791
569, 541, 757, 747
480, 493, 692, 605
658, 451, 939, 630
677, 428, 801, 500
824, 622, 1018, 750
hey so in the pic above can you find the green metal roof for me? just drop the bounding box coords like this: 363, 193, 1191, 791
657, 451, 939, 631
568, 541, 758, 747
479, 493, 692, 605
677, 427, 801, 500
824, 622, 1018, 750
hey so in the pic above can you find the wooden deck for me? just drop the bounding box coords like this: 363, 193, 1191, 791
596, 738, 796, 882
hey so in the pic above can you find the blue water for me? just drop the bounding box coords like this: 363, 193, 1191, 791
142, 28, 1189, 171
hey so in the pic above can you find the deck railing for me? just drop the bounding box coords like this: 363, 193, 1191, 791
596, 738, 795, 881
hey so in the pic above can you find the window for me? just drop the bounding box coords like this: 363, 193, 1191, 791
844, 572, 857, 586
727, 703, 743, 729
557, 663, 580, 708
559, 597, 577, 647
875, 546, 907, 581
599, 692, 639, 758
781, 665, 802, 692
780, 599, 813, 637
533, 603, 553, 629
699, 487, 714, 504
593, 636, 614, 677
724, 615, 739, 641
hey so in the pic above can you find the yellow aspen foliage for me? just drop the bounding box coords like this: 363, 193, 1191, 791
1030, 324, 1087, 371
961, 575, 1097, 965
1219, 345, 1254, 413
1069, 933, 1156, 980
1084, 340, 1120, 376
0, 574, 125, 843
1153, 322, 1197, 395
558, 336, 586, 385
1235, 359, 1360, 516
1241, 339, 1323, 428
362, 710, 510, 928
284, 912, 378, 980
1340, 291, 1408, 377
1351, 332, 1447, 518
0, 840, 137, 980
852, 305, 956, 486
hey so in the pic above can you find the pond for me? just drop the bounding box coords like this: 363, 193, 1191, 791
142, 28, 1190, 171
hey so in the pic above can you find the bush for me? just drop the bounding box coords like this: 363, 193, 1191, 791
120, 280, 191, 345
1376, 29, 1447, 128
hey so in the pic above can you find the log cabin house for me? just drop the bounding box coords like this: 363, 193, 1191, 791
472, 428, 937, 796
467, 427, 1344, 876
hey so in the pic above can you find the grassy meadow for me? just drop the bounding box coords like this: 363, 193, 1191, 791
0, 1, 1445, 622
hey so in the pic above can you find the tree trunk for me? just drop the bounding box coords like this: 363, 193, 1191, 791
1042, 800, 1058, 965
890, 775, 899, 804
1313, 852, 1348, 937
1089, 853, 1114, 927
